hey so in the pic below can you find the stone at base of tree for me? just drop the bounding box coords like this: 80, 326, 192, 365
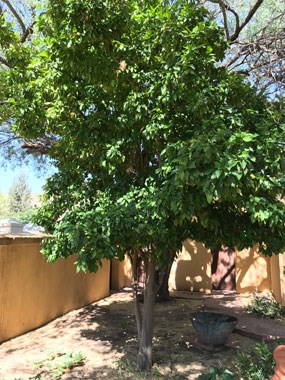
272, 346, 285, 380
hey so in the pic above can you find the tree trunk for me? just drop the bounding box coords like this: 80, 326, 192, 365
137, 253, 156, 371
156, 251, 176, 302
131, 250, 157, 372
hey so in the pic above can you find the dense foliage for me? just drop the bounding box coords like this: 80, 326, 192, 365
199, 342, 275, 380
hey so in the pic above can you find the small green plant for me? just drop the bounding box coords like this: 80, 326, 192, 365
198, 343, 275, 380
32, 351, 85, 379
198, 367, 236, 380
51, 351, 85, 378
235, 342, 275, 380
247, 293, 282, 319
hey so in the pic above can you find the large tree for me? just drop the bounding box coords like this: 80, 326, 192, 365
1, 0, 285, 372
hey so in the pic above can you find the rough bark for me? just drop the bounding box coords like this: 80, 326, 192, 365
136, 253, 157, 371
131, 250, 142, 342
131, 250, 157, 372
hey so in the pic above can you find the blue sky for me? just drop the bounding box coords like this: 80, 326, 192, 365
0, 163, 53, 194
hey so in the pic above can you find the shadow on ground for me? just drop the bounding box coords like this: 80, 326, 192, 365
0, 290, 278, 380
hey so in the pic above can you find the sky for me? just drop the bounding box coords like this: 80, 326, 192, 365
0, 162, 54, 194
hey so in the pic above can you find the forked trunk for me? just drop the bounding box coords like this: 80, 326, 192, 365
131, 250, 157, 372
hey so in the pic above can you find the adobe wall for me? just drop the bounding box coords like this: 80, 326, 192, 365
236, 245, 272, 294
168, 241, 212, 293
169, 240, 280, 302
270, 253, 285, 306
111, 256, 132, 290
0, 236, 110, 343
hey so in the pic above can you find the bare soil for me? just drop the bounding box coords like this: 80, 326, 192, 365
0, 290, 259, 380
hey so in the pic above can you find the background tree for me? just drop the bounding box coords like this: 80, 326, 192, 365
201, 0, 285, 95
2, 0, 285, 372
0, 192, 9, 218
8, 172, 31, 217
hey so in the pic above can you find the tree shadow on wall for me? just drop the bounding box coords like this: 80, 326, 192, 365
236, 246, 270, 293
174, 241, 211, 292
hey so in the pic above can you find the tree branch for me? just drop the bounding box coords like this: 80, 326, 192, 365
2, 0, 27, 35
230, 0, 264, 41
206, 0, 240, 40
21, 22, 36, 43
0, 55, 11, 67
219, 1, 230, 40
0, 135, 21, 146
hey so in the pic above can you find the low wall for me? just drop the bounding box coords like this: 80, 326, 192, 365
169, 240, 212, 293
0, 236, 110, 343
168, 240, 284, 305
236, 245, 272, 294
270, 254, 285, 305
111, 256, 132, 290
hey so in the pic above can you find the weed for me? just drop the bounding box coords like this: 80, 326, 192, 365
235, 342, 275, 380
198, 367, 236, 380
198, 343, 276, 380
31, 350, 85, 379
247, 293, 282, 319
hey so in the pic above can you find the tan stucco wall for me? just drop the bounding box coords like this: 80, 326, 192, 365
110, 240, 284, 305
236, 245, 272, 294
169, 241, 212, 293
169, 240, 275, 296
0, 237, 110, 343
111, 256, 132, 290
270, 254, 285, 306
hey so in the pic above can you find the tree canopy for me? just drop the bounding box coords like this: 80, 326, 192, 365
0, 0, 284, 163
1, 0, 285, 371
0, 0, 51, 167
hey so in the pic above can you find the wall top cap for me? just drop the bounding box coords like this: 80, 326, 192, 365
0, 219, 25, 234
0, 219, 25, 226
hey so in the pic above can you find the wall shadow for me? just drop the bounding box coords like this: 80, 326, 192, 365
236, 246, 271, 293
173, 240, 211, 292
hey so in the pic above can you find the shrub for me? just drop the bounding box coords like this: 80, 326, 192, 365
198, 343, 276, 380
198, 367, 236, 379
247, 293, 282, 319
235, 342, 275, 380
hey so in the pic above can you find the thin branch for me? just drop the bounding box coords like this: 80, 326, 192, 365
21, 22, 36, 43
2, 0, 27, 35
223, 45, 246, 68
230, 0, 264, 41
207, 0, 240, 40
21, 141, 52, 155
0, 55, 11, 67
223, 3, 240, 37
0, 135, 21, 146
219, 1, 230, 40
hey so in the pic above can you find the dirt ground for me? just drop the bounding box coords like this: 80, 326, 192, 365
0, 290, 266, 380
